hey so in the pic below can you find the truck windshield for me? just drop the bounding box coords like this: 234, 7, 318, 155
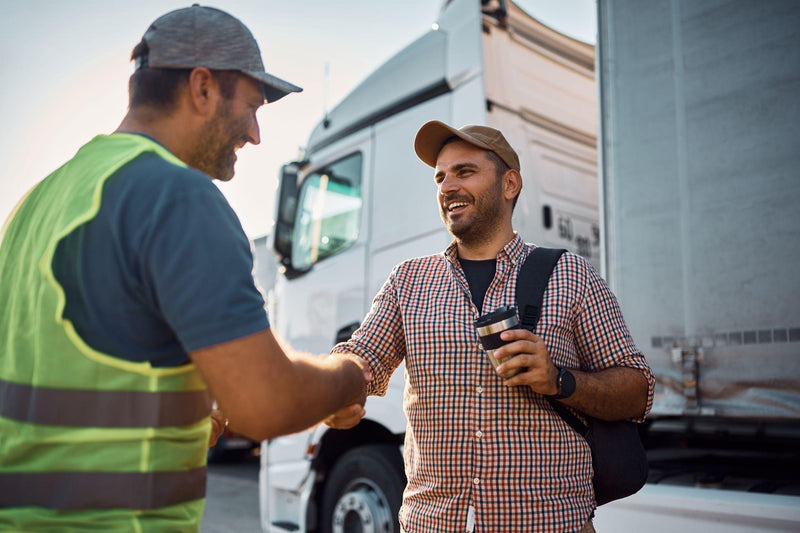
291, 152, 363, 271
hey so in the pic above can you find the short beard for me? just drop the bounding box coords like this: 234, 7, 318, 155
447, 203, 504, 247
189, 98, 239, 181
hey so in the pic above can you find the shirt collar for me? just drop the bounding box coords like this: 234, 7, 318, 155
501, 233, 526, 266
443, 233, 525, 266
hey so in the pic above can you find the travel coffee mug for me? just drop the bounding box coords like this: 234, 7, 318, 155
474, 305, 521, 379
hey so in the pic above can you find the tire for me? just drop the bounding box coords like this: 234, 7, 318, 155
320, 445, 406, 533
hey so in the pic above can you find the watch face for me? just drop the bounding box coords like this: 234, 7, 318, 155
560, 368, 576, 398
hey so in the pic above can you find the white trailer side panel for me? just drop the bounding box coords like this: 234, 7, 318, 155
598, 0, 800, 417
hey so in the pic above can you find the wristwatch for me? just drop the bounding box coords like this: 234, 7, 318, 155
548, 367, 576, 400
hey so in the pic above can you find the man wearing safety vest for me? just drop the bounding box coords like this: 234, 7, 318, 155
0, 6, 369, 532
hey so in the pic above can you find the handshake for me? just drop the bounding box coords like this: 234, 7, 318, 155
322, 353, 372, 430
204, 341, 372, 446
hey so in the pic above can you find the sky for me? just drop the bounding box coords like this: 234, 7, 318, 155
0, 0, 596, 239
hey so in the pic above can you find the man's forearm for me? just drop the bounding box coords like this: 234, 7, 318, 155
281, 355, 367, 430
560, 366, 648, 421
191, 330, 367, 442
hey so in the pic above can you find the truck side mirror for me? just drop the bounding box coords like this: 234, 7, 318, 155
273, 162, 303, 265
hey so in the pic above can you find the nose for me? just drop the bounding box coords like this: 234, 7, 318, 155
247, 115, 261, 146
438, 172, 459, 196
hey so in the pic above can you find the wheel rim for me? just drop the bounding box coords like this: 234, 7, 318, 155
332, 477, 393, 533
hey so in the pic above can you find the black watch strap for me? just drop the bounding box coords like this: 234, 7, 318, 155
547, 367, 576, 400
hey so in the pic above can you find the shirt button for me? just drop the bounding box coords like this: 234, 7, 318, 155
473, 477, 480, 485
476, 386, 484, 394
475, 430, 483, 438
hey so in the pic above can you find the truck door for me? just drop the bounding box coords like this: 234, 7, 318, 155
271, 131, 372, 355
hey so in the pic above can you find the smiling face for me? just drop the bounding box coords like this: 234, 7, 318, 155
434, 140, 512, 248
190, 74, 264, 181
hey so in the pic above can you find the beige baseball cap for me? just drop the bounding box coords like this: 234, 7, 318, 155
414, 120, 520, 171
136, 5, 302, 103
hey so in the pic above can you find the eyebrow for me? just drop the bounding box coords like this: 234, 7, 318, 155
434, 161, 480, 179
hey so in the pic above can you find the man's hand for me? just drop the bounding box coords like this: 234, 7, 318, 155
338, 353, 373, 383
494, 329, 650, 420
323, 354, 371, 429
209, 408, 228, 447
493, 329, 559, 395
323, 403, 367, 429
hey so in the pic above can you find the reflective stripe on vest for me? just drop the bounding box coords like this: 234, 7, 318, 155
0, 377, 212, 428
0, 468, 206, 510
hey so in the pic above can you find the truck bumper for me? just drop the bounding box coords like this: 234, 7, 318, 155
259, 435, 316, 533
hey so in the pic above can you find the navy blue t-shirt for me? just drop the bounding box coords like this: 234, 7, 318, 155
52, 150, 269, 367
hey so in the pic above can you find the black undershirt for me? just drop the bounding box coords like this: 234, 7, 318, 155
459, 258, 497, 313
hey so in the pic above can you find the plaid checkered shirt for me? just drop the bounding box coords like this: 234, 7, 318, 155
332, 234, 655, 532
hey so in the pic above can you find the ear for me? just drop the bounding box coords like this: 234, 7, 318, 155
186, 67, 219, 116
503, 169, 522, 202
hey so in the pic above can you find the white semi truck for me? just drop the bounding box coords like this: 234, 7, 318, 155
259, 1, 598, 532
259, 0, 800, 532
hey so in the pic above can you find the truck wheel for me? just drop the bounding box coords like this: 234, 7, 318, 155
320, 445, 405, 533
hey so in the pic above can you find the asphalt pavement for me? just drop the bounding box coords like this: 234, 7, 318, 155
201, 453, 262, 533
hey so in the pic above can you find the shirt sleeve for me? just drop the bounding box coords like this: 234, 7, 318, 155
571, 254, 656, 419
331, 266, 406, 397
139, 175, 269, 353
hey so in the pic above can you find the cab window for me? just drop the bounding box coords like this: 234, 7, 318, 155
291, 153, 363, 271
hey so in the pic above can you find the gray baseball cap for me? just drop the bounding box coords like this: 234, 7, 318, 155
137, 4, 302, 103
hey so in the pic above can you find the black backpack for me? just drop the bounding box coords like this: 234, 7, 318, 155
516, 247, 648, 506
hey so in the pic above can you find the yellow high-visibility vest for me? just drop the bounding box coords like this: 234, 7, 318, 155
0, 134, 212, 532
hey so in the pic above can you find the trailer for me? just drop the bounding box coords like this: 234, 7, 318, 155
594, 0, 800, 530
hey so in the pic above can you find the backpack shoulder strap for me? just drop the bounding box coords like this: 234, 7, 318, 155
515, 247, 590, 438
515, 247, 567, 332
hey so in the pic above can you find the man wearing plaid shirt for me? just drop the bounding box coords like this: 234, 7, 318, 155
327, 120, 655, 532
